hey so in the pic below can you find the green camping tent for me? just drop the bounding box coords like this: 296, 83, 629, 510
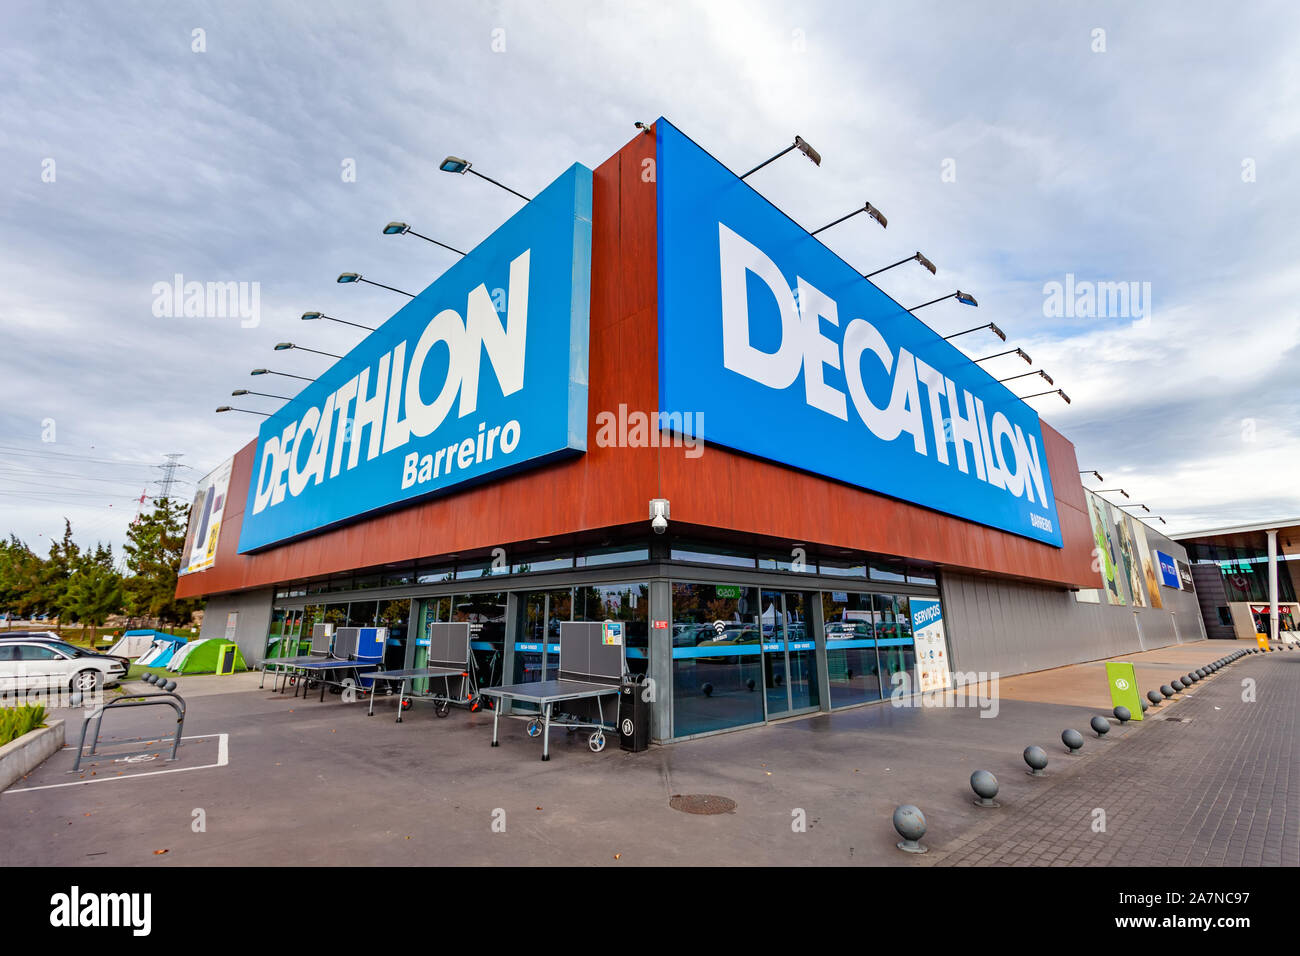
174, 639, 248, 674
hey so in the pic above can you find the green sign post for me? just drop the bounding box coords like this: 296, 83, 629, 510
1105, 661, 1144, 720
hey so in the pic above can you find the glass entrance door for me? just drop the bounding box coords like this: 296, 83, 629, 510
761, 591, 820, 717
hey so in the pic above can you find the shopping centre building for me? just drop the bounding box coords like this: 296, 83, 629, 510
175, 119, 1204, 742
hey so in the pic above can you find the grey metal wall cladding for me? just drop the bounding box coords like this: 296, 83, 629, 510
199, 588, 275, 666
942, 568, 1207, 678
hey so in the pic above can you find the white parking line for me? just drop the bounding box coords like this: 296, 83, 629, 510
2, 733, 229, 794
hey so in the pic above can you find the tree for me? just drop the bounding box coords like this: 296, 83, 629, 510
65, 544, 123, 638
123, 498, 197, 625
0, 535, 43, 619
35, 520, 81, 625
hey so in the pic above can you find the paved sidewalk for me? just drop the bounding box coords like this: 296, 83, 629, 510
930, 653, 1300, 866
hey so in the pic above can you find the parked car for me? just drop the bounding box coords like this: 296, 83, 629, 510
0, 632, 129, 668
0, 638, 127, 693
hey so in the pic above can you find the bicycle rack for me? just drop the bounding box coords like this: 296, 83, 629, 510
72, 685, 187, 772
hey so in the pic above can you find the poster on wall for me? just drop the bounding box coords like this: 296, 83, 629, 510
1129, 520, 1163, 608
909, 598, 952, 693
179, 457, 234, 575
1109, 503, 1146, 607
1154, 550, 1181, 589
1176, 560, 1195, 591
1084, 491, 1125, 605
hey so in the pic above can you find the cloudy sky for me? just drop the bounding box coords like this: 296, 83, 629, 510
2, 0, 1297, 558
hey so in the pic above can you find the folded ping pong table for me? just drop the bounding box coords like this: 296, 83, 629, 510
260, 623, 334, 692
482, 621, 625, 760
366, 623, 481, 721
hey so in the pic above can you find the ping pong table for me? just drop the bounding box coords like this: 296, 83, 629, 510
260, 623, 334, 692
366, 622, 482, 721
483, 621, 625, 760
292, 627, 386, 702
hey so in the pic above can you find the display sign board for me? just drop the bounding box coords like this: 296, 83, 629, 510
909, 598, 952, 693
215, 643, 238, 676
602, 620, 624, 646
656, 119, 1061, 546
1154, 549, 1181, 589
1176, 560, 1194, 591
238, 164, 593, 552
179, 457, 233, 574
1104, 661, 1144, 721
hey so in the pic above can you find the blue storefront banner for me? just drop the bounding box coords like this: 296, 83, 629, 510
238, 164, 593, 552
1155, 550, 1181, 588
656, 119, 1062, 546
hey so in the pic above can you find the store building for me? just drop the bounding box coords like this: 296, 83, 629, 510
1172, 519, 1300, 642
175, 119, 1204, 743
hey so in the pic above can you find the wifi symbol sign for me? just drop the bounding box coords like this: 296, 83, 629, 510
712, 620, 727, 636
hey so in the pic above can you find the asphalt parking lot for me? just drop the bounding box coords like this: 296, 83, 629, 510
0, 641, 1280, 866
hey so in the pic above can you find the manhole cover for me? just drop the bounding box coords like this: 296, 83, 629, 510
669, 793, 736, 815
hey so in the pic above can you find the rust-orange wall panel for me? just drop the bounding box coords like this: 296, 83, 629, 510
177, 126, 1097, 599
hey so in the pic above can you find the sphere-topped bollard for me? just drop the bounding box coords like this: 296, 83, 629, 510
1113, 705, 1131, 724
1062, 729, 1084, 754
1171, 680, 1184, 693
1024, 745, 1048, 776
1147, 690, 1163, 706
1139, 699, 1149, 712
893, 804, 928, 853
143, 673, 156, 684
1160, 684, 1175, 699
970, 770, 1000, 808
1090, 715, 1111, 737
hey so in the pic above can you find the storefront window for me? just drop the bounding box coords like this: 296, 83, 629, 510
378, 599, 411, 669
869, 561, 907, 583
818, 557, 867, 578
577, 545, 650, 568
575, 583, 649, 676
670, 543, 756, 568
416, 565, 454, 585
453, 592, 508, 688
671, 583, 763, 736
512, 554, 575, 574
346, 601, 378, 627
874, 594, 915, 696
323, 603, 348, 628
821, 591, 883, 707
266, 607, 288, 660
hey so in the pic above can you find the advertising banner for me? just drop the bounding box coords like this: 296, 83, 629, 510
1105, 661, 1144, 721
909, 598, 952, 693
1129, 519, 1163, 608
179, 457, 233, 575
238, 163, 593, 552
1176, 560, 1195, 590
1110, 504, 1146, 607
1154, 549, 1181, 589
1085, 490, 1124, 605
656, 119, 1062, 547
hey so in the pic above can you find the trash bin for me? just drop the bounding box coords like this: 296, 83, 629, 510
618, 675, 650, 752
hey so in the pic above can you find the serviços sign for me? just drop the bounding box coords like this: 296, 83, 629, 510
237, 163, 593, 552
655, 119, 1062, 547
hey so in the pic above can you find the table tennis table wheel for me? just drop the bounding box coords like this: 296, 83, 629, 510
588, 732, 606, 753
526, 719, 542, 738
288, 676, 297, 686
469, 697, 481, 712
435, 700, 451, 718
401, 699, 413, 711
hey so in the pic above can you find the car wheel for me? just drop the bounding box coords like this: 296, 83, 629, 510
71, 669, 102, 693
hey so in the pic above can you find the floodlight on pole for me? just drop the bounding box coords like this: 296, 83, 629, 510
1096, 488, 1130, 499
382, 222, 467, 256
739, 135, 822, 179
231, 388, 291, 401
251, 368, 315, 383
216, 406, 269, 417
1021, 388, 1070, 404
1080, 470, 1105, 482
999, 369, 1055, 386
336, 273, 414, 297
811, 201, 888, 235
910, 290, 977, 311
974, 347, 1032, 365
438, 155, 532, 201
943, 322, 1005, 342
274, 342, 342, 360
863, 251, 936, 279
301, 311, 375, 331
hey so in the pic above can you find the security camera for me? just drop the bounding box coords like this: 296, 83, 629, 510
649, 498, 670, 534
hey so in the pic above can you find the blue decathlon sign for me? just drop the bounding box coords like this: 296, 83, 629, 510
1155, 550, 1181, 588
655, 120, 1062, 547
237, 164, 593, 552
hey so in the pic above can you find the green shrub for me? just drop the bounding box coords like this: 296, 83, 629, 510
0, 704, 48, 747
